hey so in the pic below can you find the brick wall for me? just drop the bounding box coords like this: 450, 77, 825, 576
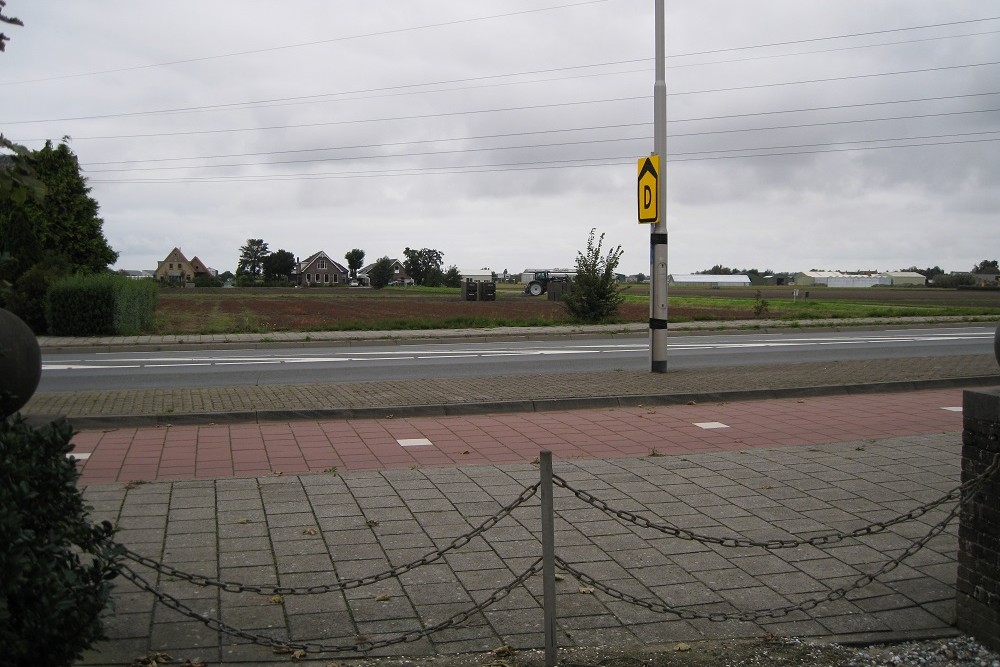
957, 387, 1000, 651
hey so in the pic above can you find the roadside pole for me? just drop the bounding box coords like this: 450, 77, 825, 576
650, 0, 668, 372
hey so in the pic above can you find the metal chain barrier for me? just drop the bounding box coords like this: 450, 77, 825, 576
120, 558, 543, 655
551, 452, 1000, 551
120, 481, 539, 596
106, 451, 1000, 655
556, 494, 964, 623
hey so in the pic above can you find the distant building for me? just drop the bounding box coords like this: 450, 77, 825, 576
120, 269, 156, 280
359, 258, 411, 285
668, 274, 751, 287
459, 268, 495, 283
793, 271, 844, 286
885, 271, 926, 287
297, 250, 349, 286
155, 247, 215, 284
827, 275, 890, 288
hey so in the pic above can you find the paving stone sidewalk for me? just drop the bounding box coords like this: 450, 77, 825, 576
79, 432, 972, 666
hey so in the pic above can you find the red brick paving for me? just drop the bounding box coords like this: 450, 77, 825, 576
70, 388, 966, 485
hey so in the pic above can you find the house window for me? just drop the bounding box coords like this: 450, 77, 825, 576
333, 274, 338, 284
313, 274, 318, 283
169, 263, 174, 269
318, 260, 327, 270
394, 266, 400, 274
324, 274, 329, 284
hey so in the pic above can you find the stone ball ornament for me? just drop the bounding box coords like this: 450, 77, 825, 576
0, 308, 42, 418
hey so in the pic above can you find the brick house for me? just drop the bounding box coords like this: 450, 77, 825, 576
298, 251, 349, 286
155, 247, 215, 284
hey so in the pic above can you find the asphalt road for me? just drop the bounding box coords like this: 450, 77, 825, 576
37, 325, 996, 392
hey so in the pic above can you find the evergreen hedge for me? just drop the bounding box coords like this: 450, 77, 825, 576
46, 274, 158, 336
0, 415, 122, 666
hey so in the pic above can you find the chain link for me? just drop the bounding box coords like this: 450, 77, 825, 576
121, 482, 539, 596
111, 452, 1000, 650
120, 558, 542, 655
552, 452, 1000, 551
556, 492, 964, 623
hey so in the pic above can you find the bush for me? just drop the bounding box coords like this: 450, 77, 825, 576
929, 273, 976, 288
46, 274, 158, 336
563, 229, 625, 323
4, 255, 73, 334
0, 415, 122, 667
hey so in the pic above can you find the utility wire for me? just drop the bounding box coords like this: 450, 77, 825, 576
15, 60, 1000, 142
7, 57, 998, 126
7, 10, 997, 87
78, 90, 1000, 167
0, 0, 615, 86
81, 129, 1000, 173
88, 136, 1000, 184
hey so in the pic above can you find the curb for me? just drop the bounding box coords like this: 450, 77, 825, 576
54, 374, 1000, 430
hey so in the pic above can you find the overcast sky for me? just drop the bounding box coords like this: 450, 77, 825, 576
2, 1, 998, 277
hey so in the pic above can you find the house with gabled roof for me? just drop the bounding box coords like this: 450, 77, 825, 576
298, 250, 349, 286
155, 247, 215, 284
359, 258, 412, 285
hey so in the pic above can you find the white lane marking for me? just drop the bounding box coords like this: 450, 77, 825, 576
941, 407, 963, 412
694, 422, 730, 429
398, 438, 433, 447
44, 364, 142, 370
42, 330, 994, 371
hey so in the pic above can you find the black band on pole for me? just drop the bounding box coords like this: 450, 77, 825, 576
650, 234, 668, 245
649, 318, 668, 330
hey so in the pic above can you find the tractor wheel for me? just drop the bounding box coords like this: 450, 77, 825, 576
528, 282, 544, 296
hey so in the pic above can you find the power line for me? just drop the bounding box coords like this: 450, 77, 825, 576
0, 0, 615, 86
7, 10, 997, 89
16, 60, 1000, 143
78, 91, 1000, 167
668, 107, 1000, 139
88, 135, 1000, 184
669, 29, 1000, 70
670, 60, 1000, 97
670, 15, 1000, 58
81, 129, 1000, 174
7, 55, 998, 126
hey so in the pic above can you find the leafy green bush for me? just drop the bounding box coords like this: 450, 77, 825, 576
0, 415, 122, 667
46, 274, 158, 336
563, 228, 625, 323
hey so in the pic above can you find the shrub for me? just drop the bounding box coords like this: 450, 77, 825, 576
0, 415, 122, 667
563, 228, 625, 323
46, 274, 158, 336
752, 290, 770, 318
4, 255, 73, 334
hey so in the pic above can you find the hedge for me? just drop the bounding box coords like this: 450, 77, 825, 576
46, 274, 158, 336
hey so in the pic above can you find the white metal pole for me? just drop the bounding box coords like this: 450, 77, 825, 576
650, 0, 668, 372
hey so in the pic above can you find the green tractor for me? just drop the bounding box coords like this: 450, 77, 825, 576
523, 270, 574, 296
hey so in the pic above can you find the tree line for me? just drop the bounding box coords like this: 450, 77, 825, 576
231, 241, 468, 289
